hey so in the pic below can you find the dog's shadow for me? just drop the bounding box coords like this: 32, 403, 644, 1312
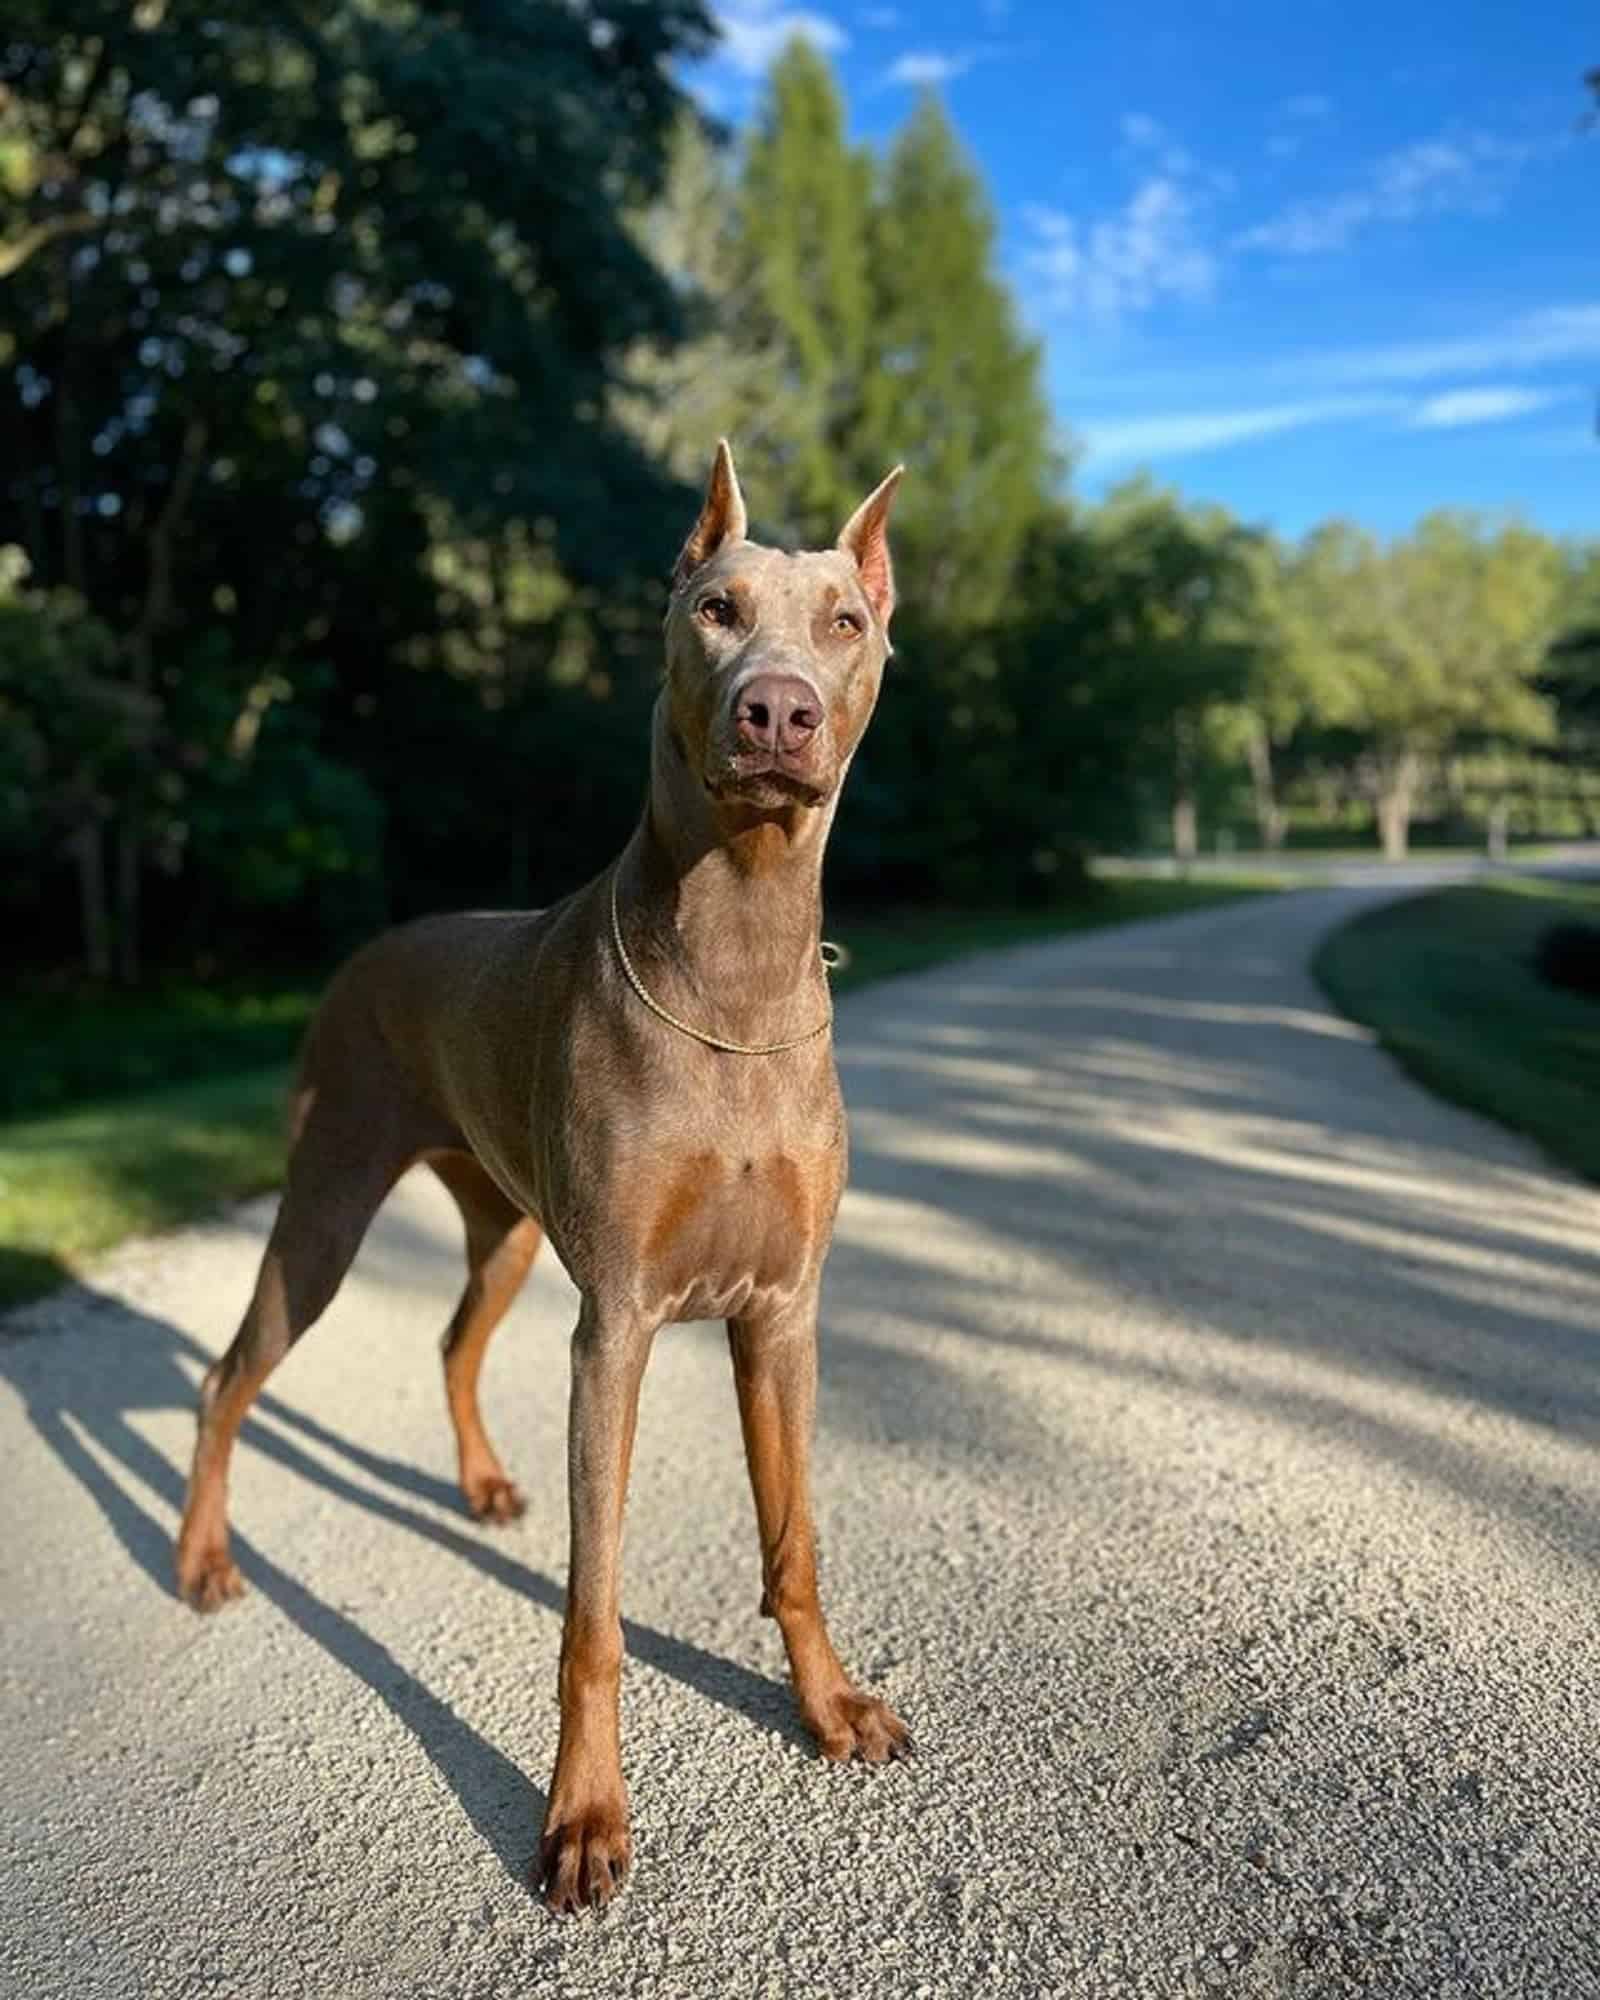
0, 1283, 801, 1885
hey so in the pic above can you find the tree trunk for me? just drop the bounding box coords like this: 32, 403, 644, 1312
1486, 800, 1510, 863
1171, 713, 1199, 862
114, 816, 140, 986
1245, 723, 1287, 850
72, 822, 111, 981
1171, 793, 1198, 862
1375, 751, 1420, 862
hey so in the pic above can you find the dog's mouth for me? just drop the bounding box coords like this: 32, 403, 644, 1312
705, 757, 830, 808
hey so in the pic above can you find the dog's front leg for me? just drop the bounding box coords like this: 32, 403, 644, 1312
728, 1299, 912, 1764
538, 1297, 654, 1914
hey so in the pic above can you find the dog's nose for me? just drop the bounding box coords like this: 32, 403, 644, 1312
735, 675, 823, 758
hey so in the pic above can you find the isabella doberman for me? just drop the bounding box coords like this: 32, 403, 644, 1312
174, 441, 912, 1912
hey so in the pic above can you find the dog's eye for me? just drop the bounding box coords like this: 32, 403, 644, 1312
832, 611, 863, 638
698, 595, 737, 628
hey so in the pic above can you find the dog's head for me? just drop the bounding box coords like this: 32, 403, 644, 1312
663, 440, 902, 814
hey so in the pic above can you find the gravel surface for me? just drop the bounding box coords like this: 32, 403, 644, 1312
4, 886, 1599, 1999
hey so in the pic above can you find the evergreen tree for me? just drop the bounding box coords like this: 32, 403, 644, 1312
863, 95, 1058, 627
618, 112, 784, 484
732, 38, 873, 542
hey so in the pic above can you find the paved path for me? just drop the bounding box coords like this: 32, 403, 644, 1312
4, 888, 1599, 1999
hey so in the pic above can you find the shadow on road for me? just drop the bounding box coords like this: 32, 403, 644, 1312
0, 1294, 799, 1885
815, 898, 1600, 1553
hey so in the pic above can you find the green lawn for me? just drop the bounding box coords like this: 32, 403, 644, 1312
0, 875, 1277, 1311
0, 1067, 293, 1308
0, 980, 316, 1121
1313, 875, 1600, 1184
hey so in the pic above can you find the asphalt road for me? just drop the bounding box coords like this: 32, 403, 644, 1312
4, 885, 1599, 1999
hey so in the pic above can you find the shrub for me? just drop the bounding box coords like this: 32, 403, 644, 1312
1534, 920, 1600, 999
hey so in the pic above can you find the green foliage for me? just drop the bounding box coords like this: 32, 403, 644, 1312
1252, 514, 1566, 855
861, 97, 1058, 628
1, 0, 711, 975
0, 548, 146, 852
1540, 541, 1600, 769
1, 19, 1597, 994
729, 40, 875, 540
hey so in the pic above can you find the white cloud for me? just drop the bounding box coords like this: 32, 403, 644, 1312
1074, 377, 1574, 470
1118, 111, 1200, 178
1121, 112, 1166, 149
1079, 395, 1402, 466
885, 48, 974, 88
713, 0, 847, 76
1407, 385, 1568, 429
1024, 177, 1217, 322
1236, 132, 1533, 256
1265, 92, 1333, 160
1295, 306, 1600, 389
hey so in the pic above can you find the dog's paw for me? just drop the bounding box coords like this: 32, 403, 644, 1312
464, 1474, 526, 1525
176, 1545, 246, 1614
805, 1685, 914, 1765
536, 1808, 632, 1915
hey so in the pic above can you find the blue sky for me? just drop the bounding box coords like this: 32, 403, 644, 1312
692, 1, 1598, 540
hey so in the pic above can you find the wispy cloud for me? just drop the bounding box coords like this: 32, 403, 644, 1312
712, 0, 847, 76
1236, 132, 1535, 255
1024, 115, 1237, 322
1117, 110, 1219, 183
1407, 385, 1569, 429
1265, 92, 1334, 160
1079, 396, 1402, 466
1294, 306, 1600, 389
1077, 377, 1573, 468
1024, 176, 1217, 323
1120, 112, 1166, 150
885, 48, 974, 88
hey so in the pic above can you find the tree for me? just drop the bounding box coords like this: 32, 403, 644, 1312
730, 37, 874, 542
861, 95, 1058, 630
0, 0, 711, 977
0, 546, 148, 975
1082, 484, 1263, 860
1276, 515, 1562, 858
615, 111, 785, 483
1535, 541, 1600, 832
1222, 535, 1326, 850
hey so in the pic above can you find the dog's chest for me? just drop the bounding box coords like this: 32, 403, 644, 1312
630, 1135, 841, 1322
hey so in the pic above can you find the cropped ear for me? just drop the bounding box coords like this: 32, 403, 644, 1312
672, 439, 748, 591
835, 466, 904, 630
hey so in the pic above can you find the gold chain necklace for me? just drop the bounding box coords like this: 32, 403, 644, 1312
608, 867, 836, 1056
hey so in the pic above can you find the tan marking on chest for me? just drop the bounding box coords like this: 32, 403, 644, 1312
764, 1152, 814, 1239
645, 1151, 722, 1263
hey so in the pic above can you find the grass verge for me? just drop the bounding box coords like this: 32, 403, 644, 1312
0, 1067, 292, 1310
1, 874, 1277, 1311
0, 981, 316, 1121
1313, 875, 1600, 1185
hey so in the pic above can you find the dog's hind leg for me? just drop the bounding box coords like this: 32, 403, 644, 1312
428, 1150, 542, 1524
174, 1081, 427, 1611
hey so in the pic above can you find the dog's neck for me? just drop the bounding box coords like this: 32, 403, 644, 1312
614, 700, 837, 1047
